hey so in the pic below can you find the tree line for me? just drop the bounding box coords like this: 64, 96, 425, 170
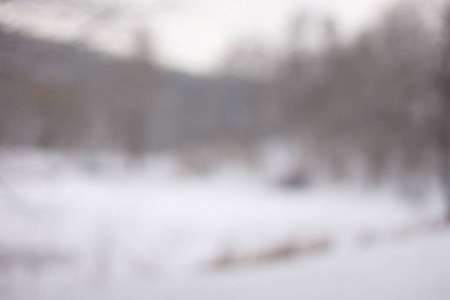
1, 0, 450, 212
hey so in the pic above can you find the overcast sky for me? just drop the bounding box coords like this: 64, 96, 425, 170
0, 0, 403, 74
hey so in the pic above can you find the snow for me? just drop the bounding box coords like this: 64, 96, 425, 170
0, 149, 448, 300
92, 228, 450, 300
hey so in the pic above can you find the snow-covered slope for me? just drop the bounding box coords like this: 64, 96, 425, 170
0, 149, 447, 299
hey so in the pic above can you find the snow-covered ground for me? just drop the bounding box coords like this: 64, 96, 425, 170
73, 228, 450, 300
0, 149, 448, 300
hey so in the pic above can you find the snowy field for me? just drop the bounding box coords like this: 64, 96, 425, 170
74, 228, 450, 300
0, 149, 448, 300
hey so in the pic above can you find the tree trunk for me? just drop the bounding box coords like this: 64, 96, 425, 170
440, 7, 450, 223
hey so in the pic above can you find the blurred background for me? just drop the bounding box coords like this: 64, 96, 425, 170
1, 0, 450, 299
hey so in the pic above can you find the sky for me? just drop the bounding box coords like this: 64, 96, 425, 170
0, 0, 403, 74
